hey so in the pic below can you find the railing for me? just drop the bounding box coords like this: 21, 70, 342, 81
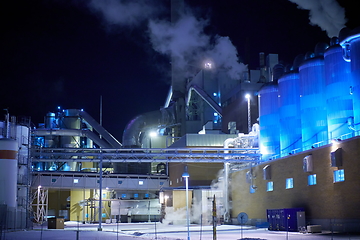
31, 147, 261, 163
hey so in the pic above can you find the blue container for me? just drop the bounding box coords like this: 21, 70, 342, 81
299, 57, 328, 150
340, 31, 360, 132
278, 72, 302, 156
324, 44, 354, 140
259, 83, 280, 159
267, 208, 305, 232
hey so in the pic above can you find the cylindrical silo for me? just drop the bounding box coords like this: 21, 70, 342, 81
0, 138, 18, 208
59, 109, 81, 171
340, 28, 360, 132
299, 54, 328, 150
278, 71, 302, 156
258, 82, 280, 159
324, 42, 354, 140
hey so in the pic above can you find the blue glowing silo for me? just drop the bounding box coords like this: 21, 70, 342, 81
278, 57, 303, 156
258, 82, 280, 158
299, 43, 328, 150
340, 27, 360, 132
324, 39, 354, 140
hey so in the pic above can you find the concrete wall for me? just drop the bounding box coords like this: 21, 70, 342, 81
231, 137, 360, 230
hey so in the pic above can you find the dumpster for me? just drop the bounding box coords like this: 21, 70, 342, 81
48, 217, 64, 229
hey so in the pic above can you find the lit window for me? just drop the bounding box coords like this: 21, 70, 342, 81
121, 194, 127, 198
286, 178, 293, 189
214, 112, 218, 116
267, 181, 274, 192
213, 92, 217, 97
308, 174, 317, 185
134, 193, 139, 198
73, 179, 79, 184
145, 193, 149, 198
139, 180, 144, 185
334, 169, 345, 182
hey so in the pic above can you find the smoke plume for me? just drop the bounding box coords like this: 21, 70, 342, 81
88, 0, 247, 80
88, 0, 159, 27
148, 13, 247, 79
289, 0, 347, 37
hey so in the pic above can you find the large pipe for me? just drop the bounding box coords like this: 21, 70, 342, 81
122, 108, 175, 148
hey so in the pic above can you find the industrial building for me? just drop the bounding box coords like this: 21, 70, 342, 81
1, 26, 360, 233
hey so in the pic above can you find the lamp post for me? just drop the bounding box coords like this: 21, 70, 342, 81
182, 166, 190, 240
245, 93, 251, 133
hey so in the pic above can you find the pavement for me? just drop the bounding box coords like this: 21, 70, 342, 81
2, 221, 360, 240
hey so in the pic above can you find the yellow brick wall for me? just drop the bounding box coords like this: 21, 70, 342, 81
231, 137, 360, 221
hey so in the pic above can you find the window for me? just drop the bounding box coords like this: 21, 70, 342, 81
308, 174, 317, 185
334, 169, 345, 182
286, 178, 293, 189
139, 180, 144, 185
267, 181, 274, 191
73, 179, 79, 184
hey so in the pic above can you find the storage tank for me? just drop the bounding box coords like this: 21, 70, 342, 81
0, 138, 18, 208
59, 109, 81, 171
299, 50, 328, 150
324, 40, 354, 140
258, 82, 280, 159
278, 71, 302, 156
340, 27, 360, 132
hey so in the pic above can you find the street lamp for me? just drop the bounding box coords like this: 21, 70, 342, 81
182, 166, 190, 240
149, 131, 157, 148
245, 93, 251, 133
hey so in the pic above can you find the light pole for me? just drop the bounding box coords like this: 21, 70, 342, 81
245, 93, 251, 133
182, 166, 190, 240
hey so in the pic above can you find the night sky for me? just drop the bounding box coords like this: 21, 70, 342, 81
1, 0, 359, 141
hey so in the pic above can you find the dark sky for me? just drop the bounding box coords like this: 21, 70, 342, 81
1, 0, 359, 141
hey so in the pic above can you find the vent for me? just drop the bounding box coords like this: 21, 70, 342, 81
331, 148, 342, 167
263, 165, 271, 180
303, 155, 313, 172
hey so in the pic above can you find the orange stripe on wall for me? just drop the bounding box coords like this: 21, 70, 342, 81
0, 150, 17, 159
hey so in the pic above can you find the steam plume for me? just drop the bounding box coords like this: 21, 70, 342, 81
148, 13, 247, 79
89, 0, 247, 80
289, 0, 347, 37
88, 0, 159, 27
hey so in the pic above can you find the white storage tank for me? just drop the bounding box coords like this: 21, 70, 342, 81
0, 138, 18, 208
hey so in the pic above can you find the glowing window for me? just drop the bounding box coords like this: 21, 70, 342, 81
267, 181, 273, 192
145, 193, 149, 198
286, 178, 293, 189
333, 169, 345, 182
121, 194, 126, 198
308, 174, 317, 185
134, 193, 139, 198
139, 180, 144, 185
73, 179, 79, 184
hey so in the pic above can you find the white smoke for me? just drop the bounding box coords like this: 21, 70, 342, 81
289, 0, 347, 37
88, 0, 159, 27
89, 0, 246, 80
148, 13, 247, 79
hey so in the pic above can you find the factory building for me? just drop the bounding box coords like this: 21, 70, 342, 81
1, 27, 360, 233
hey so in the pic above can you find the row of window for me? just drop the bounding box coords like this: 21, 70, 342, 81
266, 169, 345, 192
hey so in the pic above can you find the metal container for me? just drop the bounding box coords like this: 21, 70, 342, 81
299, 57, 328, 150
324, 44, 354, 139
0, 138, 18, 208
340, 30, 360, 132
258, 83, 280, 158
278, 72, 302, 156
